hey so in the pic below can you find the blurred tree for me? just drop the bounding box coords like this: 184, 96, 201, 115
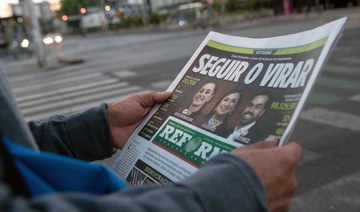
211, 2, 221, 14
59, 0, 99, 15
149, 12, 167, 25
226, 0, 237, 12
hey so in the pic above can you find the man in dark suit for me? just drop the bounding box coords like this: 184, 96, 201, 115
227, 91, 272, 145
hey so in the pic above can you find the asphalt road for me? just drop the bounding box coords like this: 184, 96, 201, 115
1, 7, 360, 212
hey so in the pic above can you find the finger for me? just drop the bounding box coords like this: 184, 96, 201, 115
245, 140, 278, 150
264, 135, 278, 142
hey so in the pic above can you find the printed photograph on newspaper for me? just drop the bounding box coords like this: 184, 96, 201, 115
112, 18, 346, 186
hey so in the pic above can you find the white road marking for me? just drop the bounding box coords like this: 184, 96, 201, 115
323, 64, 359, 75
151, 80, 172, 90
300, 107, 360, 132
16, 78, 119, 102
22, 86, 141, 115
12, 73, 104, 94
24, 96, 126, 122
349, 94, 360, 102
10, 69, 93, 86
113, 70, 137, 78
19, 82, 128, 108
24, 88, 146, 121
339, 57, 360, 65
291, 171, 360, 212
301, 148, 322, 164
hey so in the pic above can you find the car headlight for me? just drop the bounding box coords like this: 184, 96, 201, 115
43, 37, 54, 45
21, 39, 29, 48
54, 35, 63, 43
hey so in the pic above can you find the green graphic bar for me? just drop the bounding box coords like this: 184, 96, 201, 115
274, 38, 327, 55
152, 119, 234, 166
207, 40, 254, 54
207, 37, 327, 55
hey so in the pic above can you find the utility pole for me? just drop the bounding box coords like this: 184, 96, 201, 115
99, 0, 109, 33
23, 0, 46, 68
220, 0, 225, 27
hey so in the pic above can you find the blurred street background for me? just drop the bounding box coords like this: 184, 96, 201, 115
1, 0, 360, 211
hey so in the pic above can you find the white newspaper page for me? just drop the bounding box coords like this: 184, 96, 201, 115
112, 18, 347, 186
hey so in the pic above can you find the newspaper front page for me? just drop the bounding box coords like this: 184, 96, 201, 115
112, 18, 346, 186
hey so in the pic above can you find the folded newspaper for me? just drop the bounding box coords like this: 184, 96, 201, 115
113, 17, 347, 186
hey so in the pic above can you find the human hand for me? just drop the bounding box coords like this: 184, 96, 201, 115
107, 91, 171, 149
231, 141, 302, 212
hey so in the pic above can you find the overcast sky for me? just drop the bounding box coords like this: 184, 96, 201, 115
0, 0, 58, 18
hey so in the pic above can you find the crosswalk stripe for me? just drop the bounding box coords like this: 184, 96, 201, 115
23, 96, 134, 122
22, 85, 141, 115
301, 148, 322, 164
291, 171, 360, 211
338, 57, 360, 65
308, 92, 344, 105
19, 82, 128, 109
13, 73, 104, 94
9, 69, 95, 87
323, 64, 360, 77
300, 107, 360, 132
7, 62, 103, 85
349, 94, 360, 102
16, 78, 119, 102
150, 80, 172, 90
113, 70, 137, 78
316, 76, 360, 91
15, 75, 111, 97
24, 88, 143, 122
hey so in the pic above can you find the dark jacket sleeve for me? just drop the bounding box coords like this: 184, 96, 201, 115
1, 154, 268, 212
28, 104, 114, 161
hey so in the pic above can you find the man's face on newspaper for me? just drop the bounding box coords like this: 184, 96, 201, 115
215, 92, 240, 116
192, 83, 216, 107
240, 95, 269, 125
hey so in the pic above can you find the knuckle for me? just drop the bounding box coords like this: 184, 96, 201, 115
280, 150, 298, 166
288, 154, 299, 165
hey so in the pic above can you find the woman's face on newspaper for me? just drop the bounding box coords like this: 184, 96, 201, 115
192, 83, 216, 106
215, 92, 240, 116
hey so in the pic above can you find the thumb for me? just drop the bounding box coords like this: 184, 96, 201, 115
153, 91, 172, 103
137, 91, 171, 108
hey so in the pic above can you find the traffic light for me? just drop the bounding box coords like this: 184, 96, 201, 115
61, 15, 69, 22
80, 7, 87, 15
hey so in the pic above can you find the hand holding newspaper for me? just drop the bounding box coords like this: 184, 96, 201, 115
112, 18, 347, 186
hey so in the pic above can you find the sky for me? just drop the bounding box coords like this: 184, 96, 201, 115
0, 0, 59, 18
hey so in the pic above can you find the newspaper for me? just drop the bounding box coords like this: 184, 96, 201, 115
112, 17, 347, 186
